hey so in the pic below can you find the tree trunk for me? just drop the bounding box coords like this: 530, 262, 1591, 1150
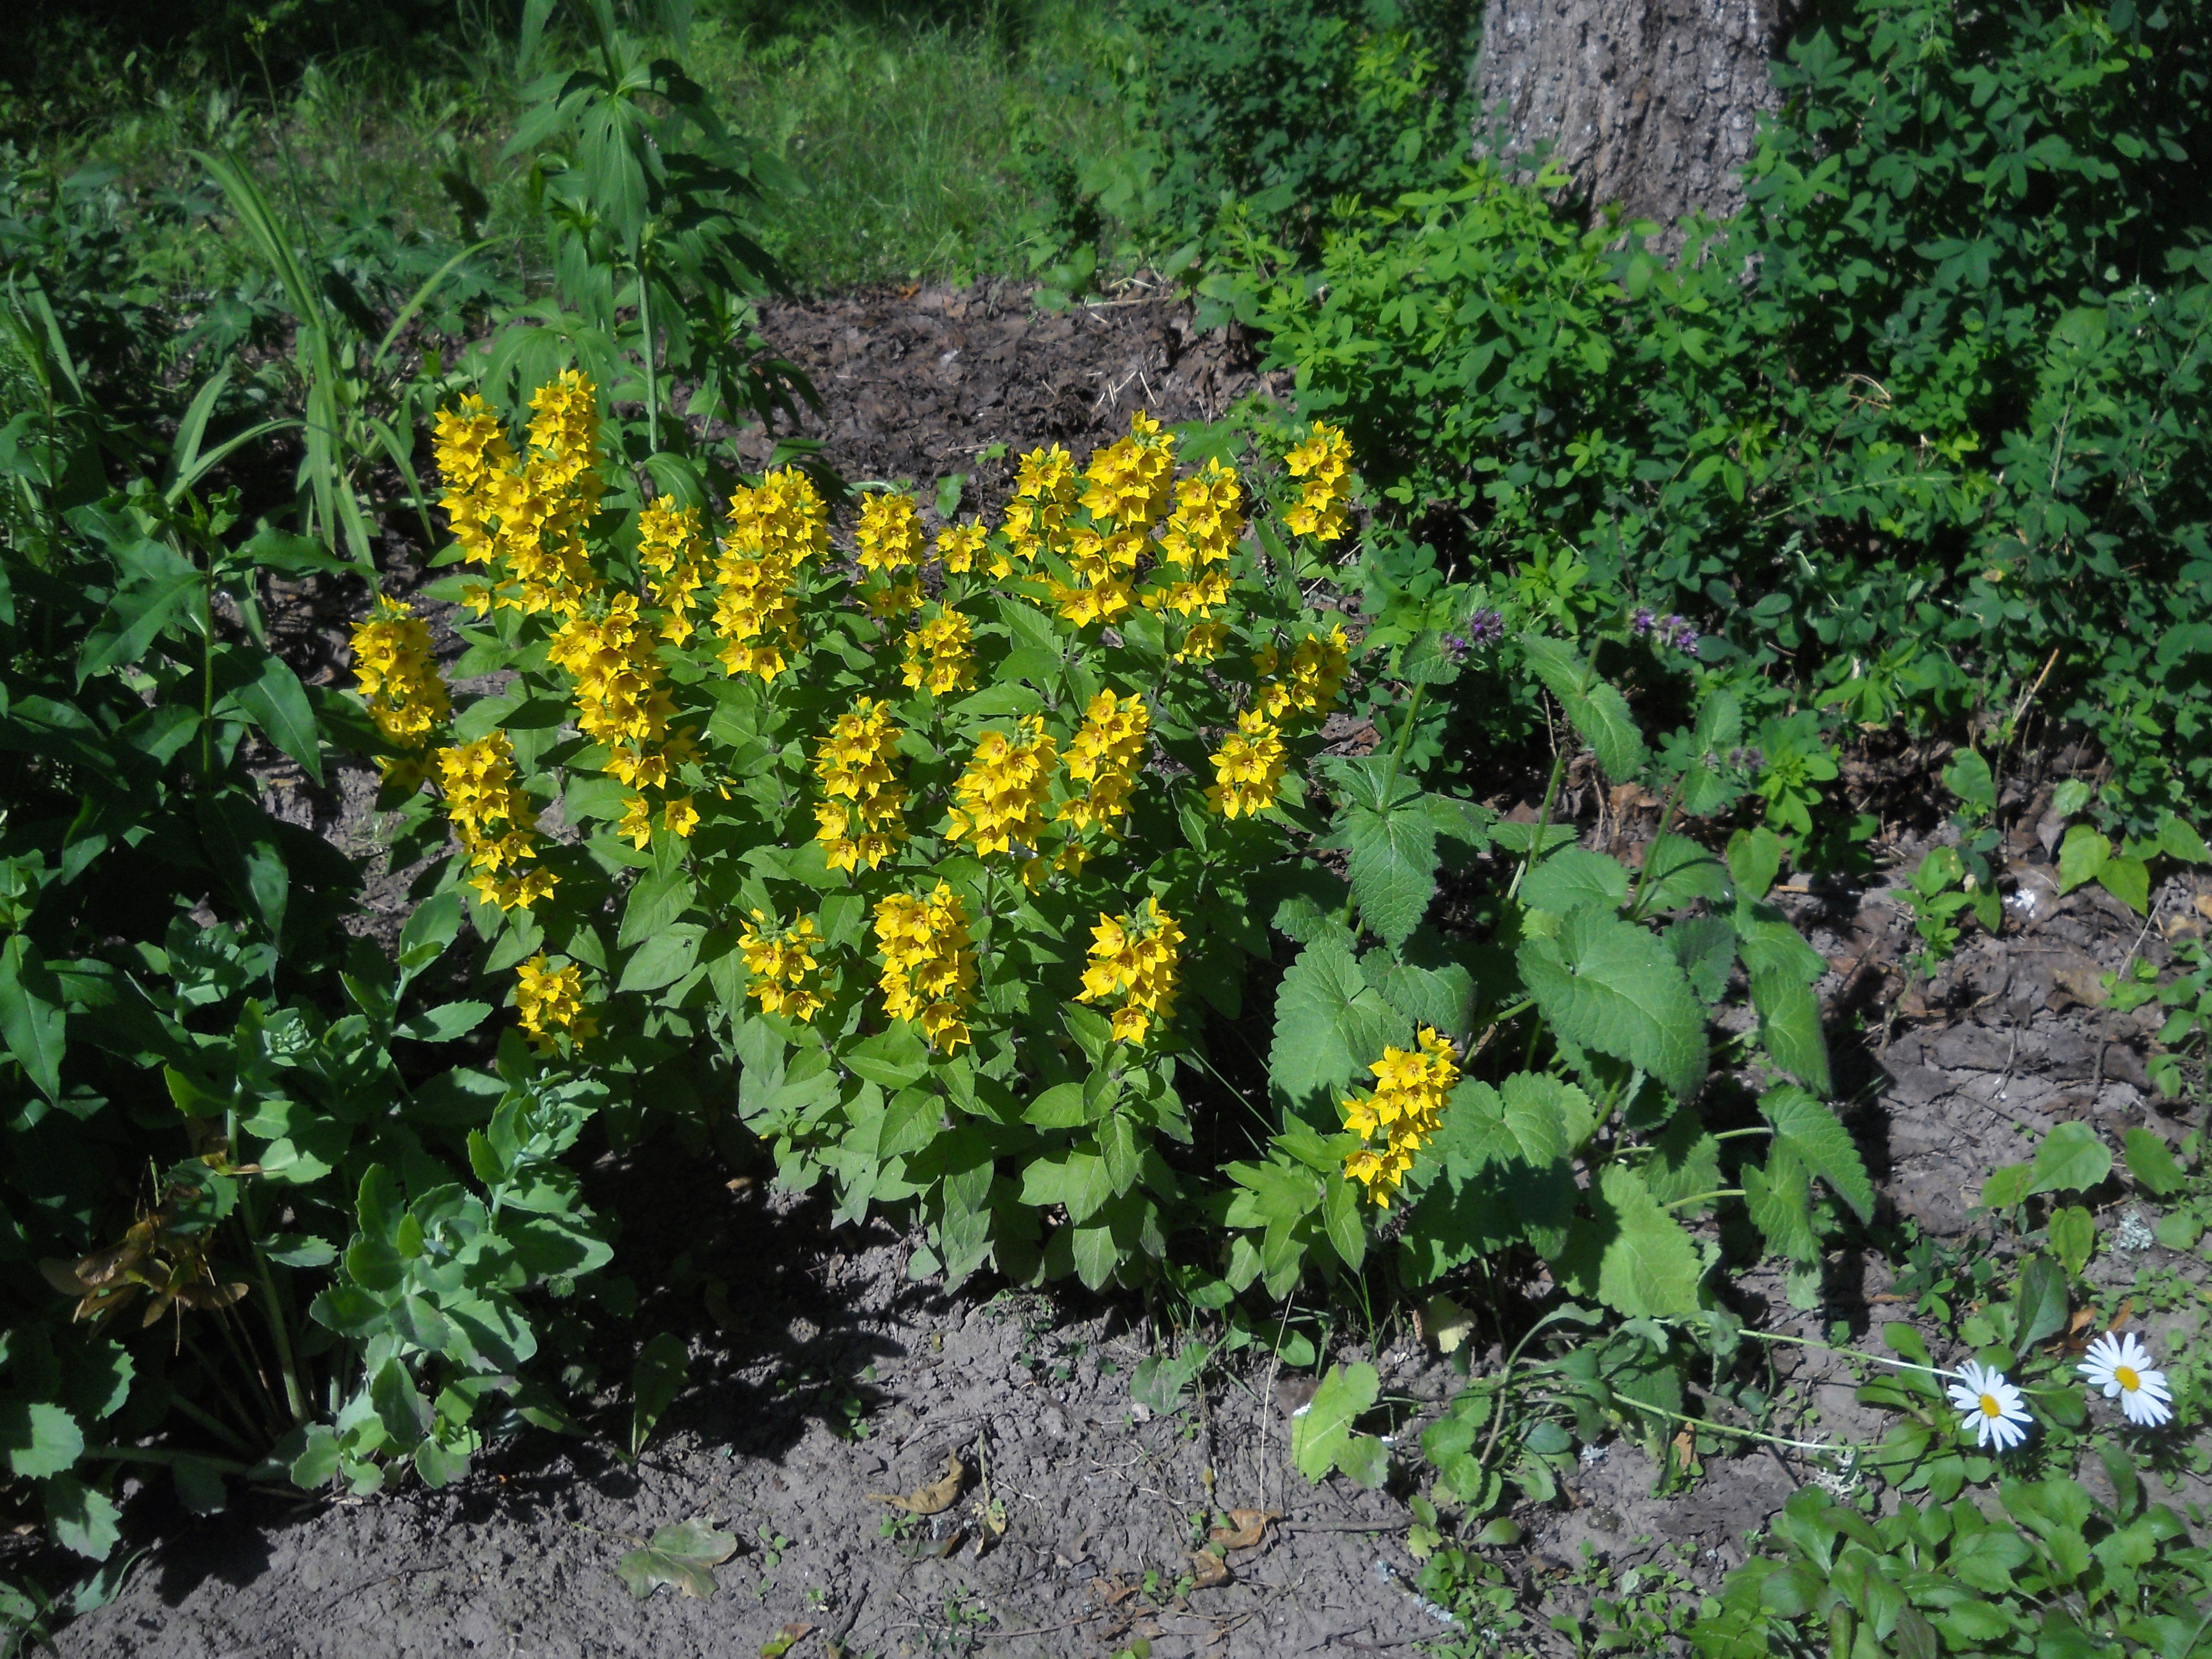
1469, 0, 1792, 227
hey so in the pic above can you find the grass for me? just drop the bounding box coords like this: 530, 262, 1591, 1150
1, 0, 1134, 299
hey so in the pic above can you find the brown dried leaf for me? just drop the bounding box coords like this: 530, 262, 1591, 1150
1207, 1509, 1279, 1551
759, 1621, 813, 1658
1188, 1550, 1231, 1589
865, 1453, 964, 1515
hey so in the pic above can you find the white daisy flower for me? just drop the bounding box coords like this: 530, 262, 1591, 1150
1947, 1360, 2034, 1451
2078, 1332, 2174, 1429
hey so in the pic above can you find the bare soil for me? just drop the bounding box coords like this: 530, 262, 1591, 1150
42, 284, 2212, 1658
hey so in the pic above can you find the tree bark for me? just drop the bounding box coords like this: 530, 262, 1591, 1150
1469, 0, 1792, 227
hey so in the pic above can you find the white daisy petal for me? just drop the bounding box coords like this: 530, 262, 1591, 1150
2081, 1331, 2176, 1430
1948, 1361, 2033, 1451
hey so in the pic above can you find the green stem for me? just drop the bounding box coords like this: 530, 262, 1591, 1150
1511, 745, 1571, 901
1664, 1188, 1744, 1211
636, 258, 660, 456
199, 570, 216, 784
1710, 1126, 1774, 1142
1608, 1389, 1881, 1455
1626, 779, 1683, 919
164, 1390, 260, 1459
82, 1445, 252, 1475
247, 1233, 309, 1425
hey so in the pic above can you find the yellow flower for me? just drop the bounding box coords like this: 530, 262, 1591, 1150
936, 520, 989, 574
349, 597, 449, 773
1052, 577, 1135, 630
872, 881, 976, 1050
813, 700, 907, 871
515, 954, 597, 1053
1205, 708, 1287, 818
1079, 409, 1176, 528
618, 792, 656, 851
900, 609, 976, 697
738, 911, 826, 1022
1340, 1028, 1459, 1207
1076, 897, 1181, 1045
1057, 688, 1149, 836
663, 796, 700, 839
855, 492, 925, 575
947, 716, 1058, 856
1282, 421, 1354, 544
436, 732, 554, 912
1254, 625, 1350, 724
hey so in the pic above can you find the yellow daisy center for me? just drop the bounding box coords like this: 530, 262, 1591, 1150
1979, 1394, 2004, 1418
2115, 1365, 2140, 1392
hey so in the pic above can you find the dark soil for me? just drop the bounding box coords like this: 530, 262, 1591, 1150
43, 284, 2212, 1658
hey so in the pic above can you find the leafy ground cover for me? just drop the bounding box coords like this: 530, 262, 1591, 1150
4, 0, 2211, 1653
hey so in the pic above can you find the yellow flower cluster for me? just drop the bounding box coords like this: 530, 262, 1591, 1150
1078, 898, 1182, 1045
437, 732, 555, 911
899, 609, 975, 697
1054, 413, 1176, 628
738, 911, 825, 1022
1283, 421, 1354, 542
431, 374, 604, 617
348, 597, 448, 784
873, 881, 976, 1050
1150, 457, 1243, 662
1057, 689, 1150, 837
1206, 709, 1288, 819
814, 699, 907, 872
855, 492, 925, 618
947, 716, 1058, 857
1001, 445, 1078, 577
936, 520, 989, 575
1255, 625, 1351, 723
638, 499, 709, 645
712, 468, 827, 682
546, 589, 697, 840
515, 954, 597, 1053
1340, 1029, 1460, 1207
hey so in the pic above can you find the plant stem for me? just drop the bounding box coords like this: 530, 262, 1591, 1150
163, 1390, 260, 1459
247, 1233, 310, 1425
1511, 745, 1571, 901
636, 258, 660, 455
1606, 1389, 1880, 1455
1664, 1188, 1744, 1211
82, 1445, 252, 1475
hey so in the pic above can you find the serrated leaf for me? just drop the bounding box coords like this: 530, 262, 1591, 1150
1335, 802, 1438, 947
1760, 1086, 1874, 1222
1668, 914, 1735, 1004
615, 1517, 738, 1600
2122, 1129, 2185, 1197
1744, 1142, 1819, 1263
1521, 636, 1647, 780
1637, 832, 1731, 910
44, 1473, 121, 1561
1291, 1362, 1383, 1484
1521, 848, 1629, 916
1750, 968, 1832, 1094
1360, 950, 1475, 1036
1517, 909, 1707, 1100
1498, 1071, 1593, 1165
2027, 1121, 2111, 1197
1578, 1165, 1704, 1317
1, 1400, 84, 1480
1269, 936, 1407, 1119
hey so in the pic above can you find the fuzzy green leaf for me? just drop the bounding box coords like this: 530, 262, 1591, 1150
1750, 968, 1832, 1094
1269, 936, 1406, 1119
1518, 909, 1707, 1100
1760, 1086, 1874, 1223
2027, 1121, 2112, 1197
1744, 1142, 1819, 1263
1335, 802, 1438, 948
1521, 848, 1629, 916
1291, 1362, 1385, 1486
1574, 1165, 1705, 1317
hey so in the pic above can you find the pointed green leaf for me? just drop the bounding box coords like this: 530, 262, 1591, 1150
1744, 1142, 1819, 1263
2121, 1129, 2185, 1197
1335, 802, 1438, 948
1582, 1165, 1704, 1317
1291, 1362, 1382, 1484
1517, 909, 1707, 1100
1269, 935, 1407, 1119
2056, 823, 2109, 895
233, 654, 324, 784
1750, 968, 1832, 1094
2027, 1121, 2111, 1197
1760, 1086, 1874, 1222
1521, 848, 1630, 916
0, 935, 66, 1103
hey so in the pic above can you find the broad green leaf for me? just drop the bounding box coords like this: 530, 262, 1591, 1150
1750, 968, 1832, 1094
1269, 936, 1407, 1119
615, 1518, 737, 1600
616, 924, 703, 993
43, 1474, 121, 1561
1636, 833, 1730, 911
1520, 635, 1646, 780
1668, 914, 1735, 1005
1517, 909, 1707, 1100
2027, 1122, 2111, 1197
1068, 1220, 1119, 1290
1736, 910, 1827, 984
1726, 827, 1782, 901
2155, 813, 2210, 865
1575, 1165, 1704, 1317
1130, 1342, 1211, 1415
398, 891, 465, 975
369, 1355, 432, 1448
2055, 823, 2109, 895
1521, 848, 1629, 916
0, 935, 66, 1103
1360, 951, 1475, 1037
1020, 1149, 1113, 1224
1743, 1142, 1818, 1263
2121, 1129, 2185, 1197
2048, 1206, 2094, 1276
395, 1002, 491, 1044
1291, 1362, 1384, 1485
2096, 856, 2149, 916
1335, 801, 1438, 948
1499, 1071, 1593, 1164
1321, 1172, 1366, 1270
1022, 1082, 1087, 1128
618, 870, 697, 948
1979, 1164, 2031, 1209
1942, 749, 1995, 815
844, 1024, 929, 1089
2014, 1255, 2070, 1348
233, 655, 324, 784
1760, 1086, 1874, 1222
1, 1400, 84, 1480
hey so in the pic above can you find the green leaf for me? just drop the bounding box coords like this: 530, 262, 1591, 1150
2097, 857, 2150, 916
1498, 1071, 1594, 1165
1360, 951, 1476, 1037
395, 1002, 491, 1043
2027, 1122, 2111, 1197
1520, 636, 1646, 780
844, 1024, 929, 1089
369, 1355, 432, 1448
1942, 749, 1995, 815
1743, 1142, 1818, 1263
1335, 800, 1438, 947
398, 891, 465, 975
1760, 1086, 1874, 1223
43, 1473, 121, 1561
618, 870, 697, 948
2048, 1206, 2094, 1276
0, 935, 66, 1103
1636, 833, 1730, 910
1573, 1165, 1704, 1317
1521, 848, 1629, 915
1750, 968, 1832, 1094
1269, 935, 1406, 1119
2056, 823, 2109, 895
616, 924, 703, 993
1321, 1173, 1366, 1270
615, 1517, 738, 1600
1022, 1082, 1087, 1128
1979, 1163, 2031, 1209
233, 654, 324, 784
2121, 1129, 2185, 1197
1726, 827, 1782, 901
629, 1332, 690, 1459
1291, 1362, 1385, 1485
1020, 1149, 1113, 1224
1668, 914, 1735, 1005
1130, 1342, 1211, 1415
2014, 1255, 2070, 1348
1, 1400, 84, 1480
2154, 813, 2210, 865
1517, 909, 1707, 1100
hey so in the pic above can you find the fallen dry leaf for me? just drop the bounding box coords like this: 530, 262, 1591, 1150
759, 1622, 813, 1658
865, 1453, 965, 1515
1188, 1550, 1231, 1589
1207, 1509, 1280, 1551
2108, 1297, 2135, 1333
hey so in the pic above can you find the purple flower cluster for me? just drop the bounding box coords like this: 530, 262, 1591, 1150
1441, 609, 1504, 659
1632, 609, 1699, 654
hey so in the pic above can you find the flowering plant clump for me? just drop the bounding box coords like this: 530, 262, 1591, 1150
1339, 1028, 1459, 1207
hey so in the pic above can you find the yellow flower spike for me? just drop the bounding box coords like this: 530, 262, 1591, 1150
813, 700, 908, 872
349, 598, 449, 766
899, 610, 976, 697
1339, 1026, 1460, 1206
1205, 708, 1288, 819
738, 912, 828, 1024
871, 881, 976, 1051
947, 717, 1058, 857
1076, 898, 1181, 1046
936, 520, 988, 574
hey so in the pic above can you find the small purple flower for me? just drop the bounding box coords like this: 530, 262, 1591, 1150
1463, 608, 1504, 645
1666, 615, 1700, 654
1728, 746, 1765, 770
1631, 608, 1657, 636
1441, 633, 1470, 659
